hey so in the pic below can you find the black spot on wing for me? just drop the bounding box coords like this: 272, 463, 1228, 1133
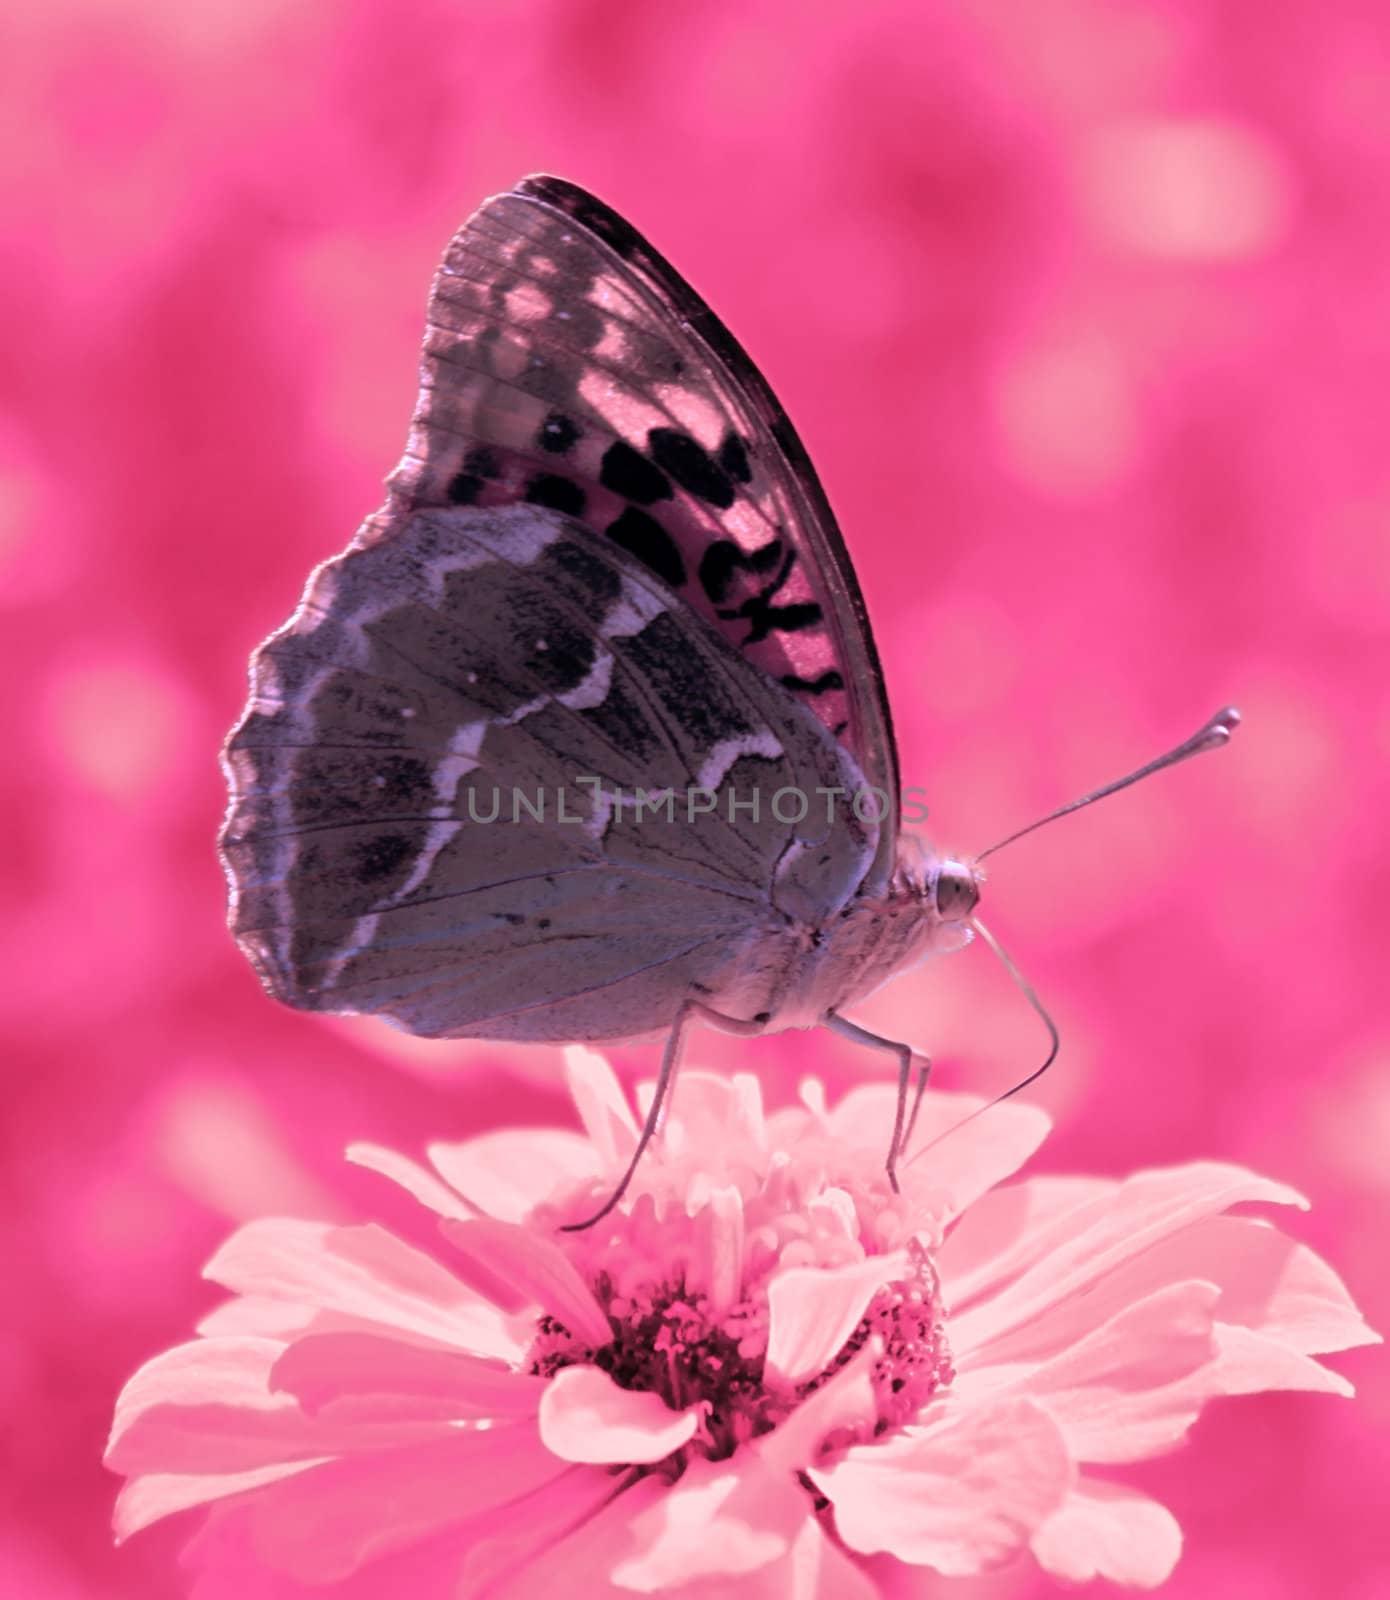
538, 412, 581, 454
606, 506, 687, 588
737, 599, 823, 646
780, 670, 845, 695
647, 427, 735, 509
600, 440, 672, 505
447, 473, 484, 505
525, 475, 587, 516
465, 447, 501, 479
717, 432, 752, 484
698, 538, 785, 605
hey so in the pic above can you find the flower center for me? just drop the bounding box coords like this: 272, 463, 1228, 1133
525, 1240, 953, 1470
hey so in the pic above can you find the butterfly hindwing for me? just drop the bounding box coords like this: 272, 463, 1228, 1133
222, 504, 878, 1040
379, 175, 900, 889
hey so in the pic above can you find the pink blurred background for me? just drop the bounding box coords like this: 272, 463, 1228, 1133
3, 1, 1386, 1595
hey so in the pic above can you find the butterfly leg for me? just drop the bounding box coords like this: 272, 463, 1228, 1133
561, 999, 770, 1232
825, 1013, 931, 1193
901, 1052, 934, 1154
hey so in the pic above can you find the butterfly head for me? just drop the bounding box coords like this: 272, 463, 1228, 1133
932, 857, 981, 923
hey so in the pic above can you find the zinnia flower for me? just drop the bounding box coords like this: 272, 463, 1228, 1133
106, 1049, 1377, 1597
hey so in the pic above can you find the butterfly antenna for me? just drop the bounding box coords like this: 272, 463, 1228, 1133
902, 917, 1058, 1169
976, 706, 1240, 863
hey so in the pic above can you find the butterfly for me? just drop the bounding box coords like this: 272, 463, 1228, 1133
221, 176, 1236, 1221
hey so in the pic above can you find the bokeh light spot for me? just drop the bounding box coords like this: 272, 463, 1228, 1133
995, 327, 1139, 497
49, 660, 184, 801
1082, 116, 1294, 260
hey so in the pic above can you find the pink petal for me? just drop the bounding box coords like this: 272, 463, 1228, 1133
1207, 1324, 1355, 1398
659, 1071, 767, 1160
810, 1396, 1073, 1573
563, 1045, 638, 1168
1079, 1212, 1380, 1357
689, 1184, 744, 1318
270, 1332, 545, 1421
442, 1216, 612, 1348
236, 1423, 565, 1582
204, 1219, 521, 1360
486, 1477, 667, 1600
454, 1466, 628, 1599
106, 1337, 442, 1478
937, 1176, 1116, 1310
573, 1351, 875, 1592
610, 1461, 800, 1591
114, 1460, 319, 1541
1032, 1477, 1182, 1588
488, 1477, 876, 1600
779, 1519, 881, 1600
428, 1129, 600, 1222
764, 1251, 907, 1386
832, 1087, 1052, 1222
964, 1279, 1221, 1464
186, 1501, 488, 1600
964, 1210, 1378, 1372
344, 1142, 473, 1220
761, 1341, 878, 1474
197, 1296, 324, 1339
538, 1364, 699, 1464
950, 1163, 1305, 1358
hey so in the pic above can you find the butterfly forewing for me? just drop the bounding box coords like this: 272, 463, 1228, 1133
382, 175, 899, 888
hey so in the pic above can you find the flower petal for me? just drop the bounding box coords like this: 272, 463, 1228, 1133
950, 1163, 1305, 1358
761, 1341, 878, 1472
764, 1251, 907, 1386
937, 1176, 1115, 1311
441, 1216, 612, 1348
269, 1332, 545, 1421
1032, 1477, 1182, 1588
660, 1072, 767, 1162
960, 1209, 1379, 1373
428, 1129, 600, 1222
689, 1184, 744, 1318
962, 1279, 1222, 1463
896, 1094, 1052, 1221
196, 1296, 323, 1339
538, 1365, 699, 1464
232, 1424, 565, 1582
810, 1396, 1073, 1573
965, 1280, 1356, 1465
1081, 1213, 1381, 1357
185, 1500, 488, 1599
454, 1466, 629, 1599
106, 1337, 441, 1478
345, 1143, 473, 1220
484, 1476, 666, 1600
114, 1460, 318, 1541
204, 1219, 520, 1360
564, 1045, 638, 1168
610, 1462, 798, 1591
780, 1518, 881, 1600
487, 1475, 876, 1600
1207, 1324, 1355, 1398
596, 1349, 876, 1592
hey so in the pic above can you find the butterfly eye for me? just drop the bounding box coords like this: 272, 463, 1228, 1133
934, 862, 979, 921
